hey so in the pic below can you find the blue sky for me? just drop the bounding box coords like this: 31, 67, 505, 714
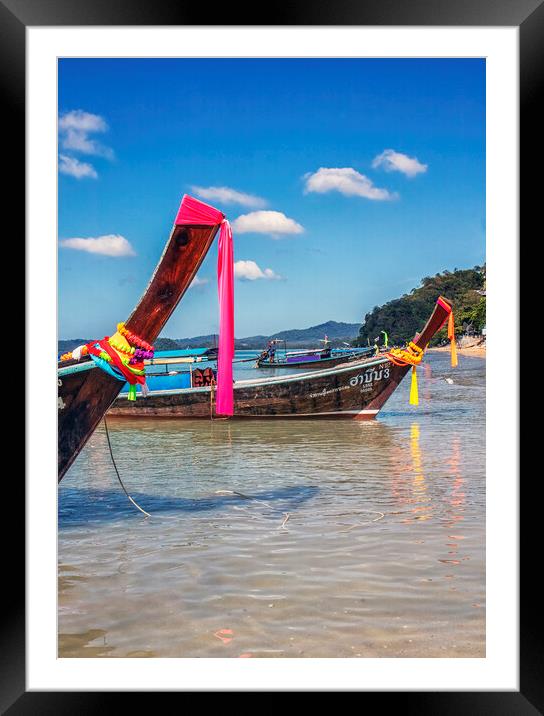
58, 58, 485, 339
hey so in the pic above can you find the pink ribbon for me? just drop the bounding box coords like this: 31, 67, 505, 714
175, 194, 224, 226
216, 219, 234, 414
176, 195, 234, 415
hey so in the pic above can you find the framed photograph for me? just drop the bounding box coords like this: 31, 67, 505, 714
9, 0, 533, 706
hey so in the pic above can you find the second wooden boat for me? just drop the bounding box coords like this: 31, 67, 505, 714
108, 296, 454, 420
255, 346, 374, 370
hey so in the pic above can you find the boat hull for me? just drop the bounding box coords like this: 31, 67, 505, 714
108, 296, 453, 421
108, 355, 408, 420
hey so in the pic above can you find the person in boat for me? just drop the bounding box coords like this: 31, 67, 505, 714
317, 335, 331, 359
258, 340, 276, 364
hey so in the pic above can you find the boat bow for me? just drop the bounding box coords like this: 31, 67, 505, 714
58, 195, 224, 481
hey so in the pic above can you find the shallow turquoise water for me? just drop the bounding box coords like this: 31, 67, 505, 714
58, 351, 485, 658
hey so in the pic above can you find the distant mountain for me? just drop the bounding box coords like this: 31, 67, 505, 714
270, 320, 361, 344
176, 321, 361, 349
58, 321, 362, 353
174, 334, 222, 348
154, 337, 184, 351
58, 338, 92, 354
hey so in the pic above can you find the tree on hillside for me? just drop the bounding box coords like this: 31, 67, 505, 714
354, 266, 486, 347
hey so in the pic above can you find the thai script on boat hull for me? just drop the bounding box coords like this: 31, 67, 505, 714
307, 365, 390, 399
349, 366, 390, 390
308, 385, 351, 399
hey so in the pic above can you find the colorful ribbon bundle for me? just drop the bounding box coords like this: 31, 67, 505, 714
59, 322, 154, 401
386, 341, 425, 406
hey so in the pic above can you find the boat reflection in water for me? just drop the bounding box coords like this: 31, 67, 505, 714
440, 436, 468, 569
408, 423, 432, 523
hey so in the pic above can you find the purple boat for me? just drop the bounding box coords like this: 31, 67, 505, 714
256, 340, 373, 369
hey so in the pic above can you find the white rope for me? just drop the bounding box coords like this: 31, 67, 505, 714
103, 417, 151, 518
214, 489, 384, 532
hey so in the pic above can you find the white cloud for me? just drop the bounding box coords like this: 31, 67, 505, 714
189, 276, 209, 288
234, 260, 282, 281
304, 167, 395, 200
59, 154, 98, 179
372, 149, 427, 178
232, 211, 304, 237
59, 110, 107, 134
59, 234, 136, 257
191, 185, 267, 209
59, 109, 114, 160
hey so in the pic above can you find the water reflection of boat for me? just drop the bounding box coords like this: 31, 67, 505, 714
444, 436, 466, 529
103, 412, 395, 455
108, 296, 454, 420
388, 422, 431, 523
439, 436, 467, 568
408, 423, 431, 522
57, 195, 223, 481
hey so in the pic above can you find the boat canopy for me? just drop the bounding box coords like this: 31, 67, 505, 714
154, 348, 214, 358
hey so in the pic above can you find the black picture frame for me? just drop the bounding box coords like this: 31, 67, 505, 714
9, 0, 532, 708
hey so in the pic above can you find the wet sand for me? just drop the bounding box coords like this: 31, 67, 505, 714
429, 339, 486, 359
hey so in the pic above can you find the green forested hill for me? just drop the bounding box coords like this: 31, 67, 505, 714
59, 270, 486, 354
354, 266, 486, 347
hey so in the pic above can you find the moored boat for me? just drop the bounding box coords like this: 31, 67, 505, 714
57, 195, 225, 481
108, 296, 454, 421
255, 346, 374, 369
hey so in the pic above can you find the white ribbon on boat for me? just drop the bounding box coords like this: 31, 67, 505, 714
71, 345, 86, 361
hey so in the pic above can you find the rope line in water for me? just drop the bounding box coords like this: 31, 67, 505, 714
215, 489, 289, 528
99, 425, 386, 529
215, 488, 274, 509
214, 489, 384, 532
103, 417, 151, 518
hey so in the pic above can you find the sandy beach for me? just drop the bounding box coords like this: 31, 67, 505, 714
429, 337, 486, 358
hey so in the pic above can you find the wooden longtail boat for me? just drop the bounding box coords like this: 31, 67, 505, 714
57, 196, 223, 481
255, 347, 374, 370
108, 296, 453, 421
